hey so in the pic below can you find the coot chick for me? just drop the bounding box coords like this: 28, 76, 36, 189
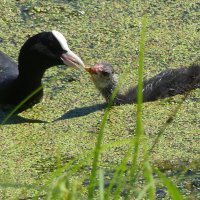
0, 30, 85, 110
86, 62, 200, 105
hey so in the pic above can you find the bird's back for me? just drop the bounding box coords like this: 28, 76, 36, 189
142, 65, 200, 101
118, 64, 200, 103
0, 51, 18, 90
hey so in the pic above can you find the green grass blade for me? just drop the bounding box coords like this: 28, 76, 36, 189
87, 105, 113, 199
104, 149, 131, 200
143, 161, 155, 200
87, 68, 127, 199
129, 14, 147, 183
99, 169, 104, 200
136, 183, 152, 200
155, 169, 184, 200
110, 14, 148, 196
141, 128, 155, 200
107, 15, 148, 200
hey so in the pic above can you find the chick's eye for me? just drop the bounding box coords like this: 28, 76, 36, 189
101, 71, 109, 76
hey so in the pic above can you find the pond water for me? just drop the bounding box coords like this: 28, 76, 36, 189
0, 0, 199, 199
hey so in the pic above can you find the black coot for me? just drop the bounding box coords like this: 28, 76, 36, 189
0, 30, 85, 110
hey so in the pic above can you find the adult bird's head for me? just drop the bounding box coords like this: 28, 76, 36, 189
18, 30, 85, 73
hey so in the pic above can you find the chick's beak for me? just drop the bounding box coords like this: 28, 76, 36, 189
61, 50, 85, 70
85, 67, 98, 74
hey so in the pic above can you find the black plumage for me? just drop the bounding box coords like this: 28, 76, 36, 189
0, 31, 85, 110
86, 62, 200, 105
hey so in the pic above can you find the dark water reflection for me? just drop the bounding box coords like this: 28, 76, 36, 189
54, 103, 106, 121
0, 111, 47, 124
0, 105, 47, 124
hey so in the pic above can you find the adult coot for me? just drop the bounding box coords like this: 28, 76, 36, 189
0, 30, 85, 110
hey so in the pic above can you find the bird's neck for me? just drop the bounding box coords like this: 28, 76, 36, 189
97, 75, 127, 105
100, 82, 117, 103
2, 65, 45, 106
17, 64, 45, 88
99, 76, 137, 105
12, 64, 45, 103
